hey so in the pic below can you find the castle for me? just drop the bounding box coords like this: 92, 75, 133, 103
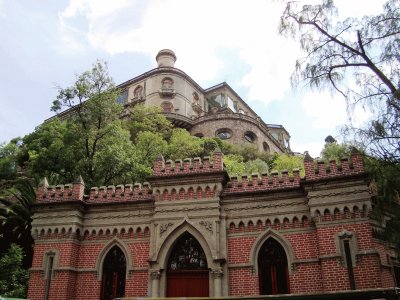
27, 50, 397, 300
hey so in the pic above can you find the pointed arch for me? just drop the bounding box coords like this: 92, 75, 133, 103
154, 220, 215, 271
250, 228, 295, 275
95, 238, 133, 280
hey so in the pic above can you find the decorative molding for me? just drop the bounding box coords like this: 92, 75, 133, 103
225, 201, 303, 212
159, 222, 174, 236
308, 188, 367, 199
156, 206, 218, 213
150, 270, 161, 279
199, 220, 213, 233
211, 268, 223, 278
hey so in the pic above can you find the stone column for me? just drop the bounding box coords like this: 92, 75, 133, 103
212, 268, 223, 297
150, 270, 161, 297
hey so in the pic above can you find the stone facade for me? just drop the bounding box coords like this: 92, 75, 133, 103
27, 150, 397, 300
117, 49, 290, 153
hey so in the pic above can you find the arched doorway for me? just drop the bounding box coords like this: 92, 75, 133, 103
258, 238, 290, 295
101, 245, 126, 300
166, 232, 209, 297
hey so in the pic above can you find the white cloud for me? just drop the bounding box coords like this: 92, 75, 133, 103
290, 141, 324, 158
58, 0, 302, 103
301, 91, 347, 129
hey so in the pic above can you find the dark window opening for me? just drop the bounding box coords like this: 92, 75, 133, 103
45, 255, 54, 300
101, 246, 126, 300
216, 129, 232, 140
258, 238, 290, 295
343, 240, 356, 290
244, 131, 256, 143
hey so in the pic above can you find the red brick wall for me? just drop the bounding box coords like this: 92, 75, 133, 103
229, 268, 259, 295
28, 237, 150, 300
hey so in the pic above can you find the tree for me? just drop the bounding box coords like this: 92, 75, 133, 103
0, 139, 21, 180
0, 180, 36, 269
0, 244, 29, 298
320, 139, 352, 162
279, 0, 400, 163
38, 61, 137, 187
124, 105, 173, 142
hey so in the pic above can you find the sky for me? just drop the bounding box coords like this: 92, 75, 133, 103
0, 0, 386, 157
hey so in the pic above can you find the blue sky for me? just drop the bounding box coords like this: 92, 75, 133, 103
0, 0, 385, 157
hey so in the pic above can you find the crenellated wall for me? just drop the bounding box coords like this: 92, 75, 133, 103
28, 150, 396, 300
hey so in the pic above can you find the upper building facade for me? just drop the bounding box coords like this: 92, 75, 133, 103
116, 49, 290, 153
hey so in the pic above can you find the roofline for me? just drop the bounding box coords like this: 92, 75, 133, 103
117, 67, 204, 93
205, 82, 290, 138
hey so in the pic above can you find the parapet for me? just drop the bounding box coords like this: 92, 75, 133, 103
86, 182, 152, 203
224, 170, 301, 194
304, 150, 365, 181
153, 150, 224, 176
36, 176, 84, 202
36, 177, 152, 203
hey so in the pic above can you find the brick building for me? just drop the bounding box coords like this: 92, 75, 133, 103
27, 149, 397, 300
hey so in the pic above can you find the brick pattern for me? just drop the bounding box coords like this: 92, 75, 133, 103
304, 152, 364, 181
156, 185, 215, 201
153, 151, 223, 176
224, 170, 300, 193
29, 151, 396, 298
229, 268, 259, 296
290, 263, 322, 293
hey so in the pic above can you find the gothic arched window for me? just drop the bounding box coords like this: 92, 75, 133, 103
258, 238, 289, 295
101, 246, 126, 300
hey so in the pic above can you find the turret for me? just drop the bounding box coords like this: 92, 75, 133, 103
156, 49, 176, 67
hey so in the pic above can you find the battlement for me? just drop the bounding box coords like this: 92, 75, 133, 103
224, 170, 301, 193
153, 149, 224, 176
36, 176, 152, 203
36, 176, 85, 202
304, 150, 365, 181
86, 182, 151, 203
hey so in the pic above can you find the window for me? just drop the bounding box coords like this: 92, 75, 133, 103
101, 246, 126, 300
161, 102, 173, 113
337, 231, 356, 290
116, 90, 128, 105
206, 93, 225, 111
192, 92, 199, 103
134, 85, 143, 98
44, 251, 56, 300
162, 77, 174, 89
244, 131, 257, 143
216, 129, 232, 140
227, 96, 237, 112
263, 142, 270, 153
258, 238, 289, 295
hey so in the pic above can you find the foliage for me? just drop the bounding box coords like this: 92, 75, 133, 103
320, 141, 353, 162
165, 129, 204, 160
364, 157, 400, 246
0, 180, 35, 240
124, 105, 173, 142
244, 158, 270, 174
272, 154, 305, 177
134, 132, 168, 181
0, 180, 36, 269
0, 139, 21, 180
279, 0, 400, 163
20, 61, 138, 188
223, 154, 245, 176
0, 244, 29, 298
